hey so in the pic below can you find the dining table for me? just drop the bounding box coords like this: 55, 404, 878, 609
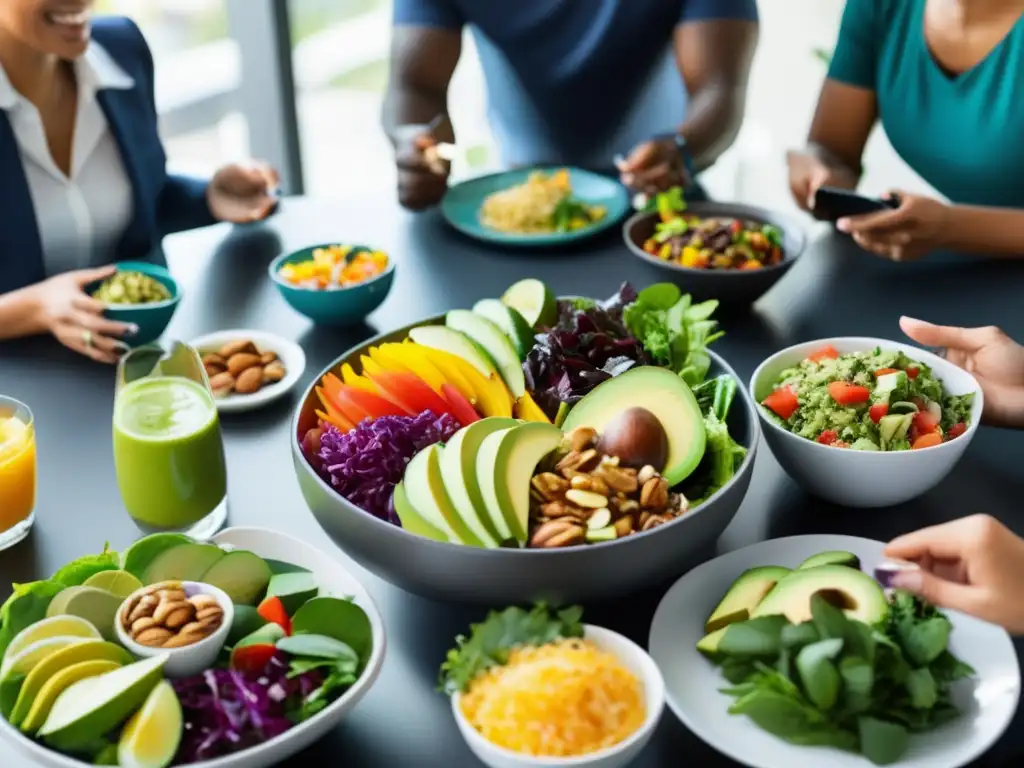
2, 193, 1024, 768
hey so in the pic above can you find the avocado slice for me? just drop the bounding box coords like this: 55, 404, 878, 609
200, 550, 272, 606
120, 534, 192, 582
476, 423, 563, 545
553, 402, 571, 428
392, 482, 449, 542
472, 299, 534, 360
404, 444, 484, 546
226, 606, 269, 646
696, 627, 726, 657
142, 543, 224, 585
878, 413, 913, 448
797, 551, 861, 571
440, 417, 519, 544
562, 367, 706, 486
408, 325, 497, 377
263, 572, 319, 614
233, 622, 286, 651
446, 310, 526, 397
704, 565, 791, 634
45, 587, 122, 642
751, 565, 888, 626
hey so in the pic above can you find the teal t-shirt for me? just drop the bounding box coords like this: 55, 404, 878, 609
829, 0, 1024, 208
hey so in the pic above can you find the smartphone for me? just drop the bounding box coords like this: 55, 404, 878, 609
812, 187, 900, 221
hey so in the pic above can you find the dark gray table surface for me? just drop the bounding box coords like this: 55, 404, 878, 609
2, 195, 1024, 767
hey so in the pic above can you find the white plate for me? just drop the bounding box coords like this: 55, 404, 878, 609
649, 534, 1020, 768
1, 526, 387, 768
190, 329, 306, 413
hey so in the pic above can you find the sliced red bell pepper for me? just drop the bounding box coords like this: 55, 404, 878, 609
257, 596, 292, 635
762, 386, 799, 420
912, 432, 943, 450
906, 366, 920, 379
947, 422, 967, 439
368, 371, 456, 419
806, 345, 840, 363
231, 644, 277, 673
874, 368, 899, 377
817, 430, 839, 445
868, 403, 889, 423
441, 383, 480, 427
828, 381, 871, 405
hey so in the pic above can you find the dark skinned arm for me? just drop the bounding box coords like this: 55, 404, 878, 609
673, 19, 758, 170
805, 78, 877, 180
381, 27, 462, 210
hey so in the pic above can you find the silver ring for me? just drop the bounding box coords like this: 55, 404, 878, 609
81, 329, 93, 349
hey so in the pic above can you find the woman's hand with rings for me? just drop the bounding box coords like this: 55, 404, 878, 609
30, 266, 137, 364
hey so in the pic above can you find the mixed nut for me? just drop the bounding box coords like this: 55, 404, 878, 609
120, 581, 225, 649
202, 339, 287, 397
528, 426, 688, 549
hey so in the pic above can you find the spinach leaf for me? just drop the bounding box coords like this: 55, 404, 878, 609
50, 547, 120, 587
810, 593, 850, 640
839, 656, 875, 715
720, 657, 757, 685
717, 615, 788, 658
795, 638, 844, 710
857, 716, 910, 765
728, 688, 828, 738
904, 667, 938, 709
899, 616, 951, 666
930, 650, 975, 686
0, 580, 64, 659
781, 621, 820, 651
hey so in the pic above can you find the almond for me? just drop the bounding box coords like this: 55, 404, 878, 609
202, 353, 226, 369
209, 371, 235, 398
205, 362, 226, 377
135, 627, 174, 647
219, 339, 257, 358
260, 351, 278, 365
263, 361, 286, 383
235, 366, 264, 395
227, 352, 261, 377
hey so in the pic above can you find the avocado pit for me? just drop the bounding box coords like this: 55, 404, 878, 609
596, 407, 669, 472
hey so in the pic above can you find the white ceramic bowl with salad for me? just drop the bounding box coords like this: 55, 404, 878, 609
750, 338, 983, 507
0, 526, 387, 768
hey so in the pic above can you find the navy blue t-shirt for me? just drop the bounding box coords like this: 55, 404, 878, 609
393, 0, 757, 168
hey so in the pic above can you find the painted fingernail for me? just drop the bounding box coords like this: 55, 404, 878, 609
836, 218, 851, 232
125, 324, 139, 337
890, 568, 923, 592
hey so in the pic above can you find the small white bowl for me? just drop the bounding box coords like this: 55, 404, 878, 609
749, 337, 984, 507
451, 624, 665, 768
190, 329, 306, 414
115, 580, 234, 679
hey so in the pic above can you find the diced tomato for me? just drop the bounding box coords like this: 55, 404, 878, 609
806, 345, 840, 363
912, 432, 943, 450
906, 366, 920, 379
817, 430, 839, 445
367, 371, 456, 419
231, 644, 277, 673
947, 422, 967, 439
257, 596, 292, 635
869, 403, 889, 423
441, 383, 481, 427
730, 220, 743, 234
912, 410, 940, 433
834, 440, 850, 449
828, 381, 871, 405
874, 368, 899, 377
762, 386, 799, 419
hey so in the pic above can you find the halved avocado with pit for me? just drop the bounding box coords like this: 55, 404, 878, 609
561, 366, 706, 485
751, 565, 888, 626
704, 565, 791, 634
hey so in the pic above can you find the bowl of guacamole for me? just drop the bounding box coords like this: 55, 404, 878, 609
750, 338, 983, 507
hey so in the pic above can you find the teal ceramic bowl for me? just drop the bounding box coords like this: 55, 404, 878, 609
440, 166, 631, 247
269, 244, 395, 326
88, 261, 181, 346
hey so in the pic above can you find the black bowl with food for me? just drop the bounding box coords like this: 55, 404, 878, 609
623, 200, 806, 306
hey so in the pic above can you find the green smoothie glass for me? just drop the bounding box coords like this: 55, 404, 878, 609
114, 342, 228, 540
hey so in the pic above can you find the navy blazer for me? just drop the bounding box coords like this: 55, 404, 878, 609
0, 17, 217, 294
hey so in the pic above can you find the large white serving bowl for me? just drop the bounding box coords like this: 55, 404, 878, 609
0, 526, 387, 768
451, 624, 665, 768
749, 338, 983, 507
650, 534, 1020, 768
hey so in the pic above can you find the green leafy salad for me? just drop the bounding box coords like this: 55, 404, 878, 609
760, 345, 974, 451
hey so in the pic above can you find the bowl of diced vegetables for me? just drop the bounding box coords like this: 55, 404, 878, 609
623, 189, 806, 305
750, 338, 983, 507
269, 244, 394, 326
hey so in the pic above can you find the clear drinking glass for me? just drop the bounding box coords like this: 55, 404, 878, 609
113, 342, 228, 540
0, 396, 36, 550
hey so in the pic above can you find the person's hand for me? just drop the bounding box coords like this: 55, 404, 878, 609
885, 514, 1024, 634
207, 161, 280, 223
617, 138, 689, 196
786, 149, 858, 214
31, 266, 136, 364
837, 192, 951, 261
900, 316, 1024, 428
394, 123, 449, 211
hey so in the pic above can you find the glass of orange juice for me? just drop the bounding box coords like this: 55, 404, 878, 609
0, 396, 36, 550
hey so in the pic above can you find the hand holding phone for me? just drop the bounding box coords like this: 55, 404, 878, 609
812, 187, 901, 222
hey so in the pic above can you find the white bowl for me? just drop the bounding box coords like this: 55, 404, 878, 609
749, 337, 983, 507
0, 526, 387, 768
190, 329, 306, 414
115, 580, 234, 679
451, 624, 664, 768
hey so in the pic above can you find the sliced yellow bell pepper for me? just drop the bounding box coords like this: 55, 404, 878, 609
340, 362, 375, 393
417, 346, 512, 418
360, 355, 384, 377
378, 342, 448, 394
513, 392, 551, 423
681, 246, 701, 268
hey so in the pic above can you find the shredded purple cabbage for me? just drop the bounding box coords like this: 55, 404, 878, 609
305, 410, 459, 524
172, 653, 323, 764
524, 282, 651, 419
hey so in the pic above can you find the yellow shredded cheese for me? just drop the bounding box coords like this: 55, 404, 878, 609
459, 638, 646, 757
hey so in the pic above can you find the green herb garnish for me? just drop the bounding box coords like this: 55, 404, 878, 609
437, 603, 584, 695
552, 196, 595, 233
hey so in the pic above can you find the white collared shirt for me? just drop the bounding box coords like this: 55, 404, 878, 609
0, 42, 135, 277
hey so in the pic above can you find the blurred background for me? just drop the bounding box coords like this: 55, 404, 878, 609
96, 0, 940, 212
